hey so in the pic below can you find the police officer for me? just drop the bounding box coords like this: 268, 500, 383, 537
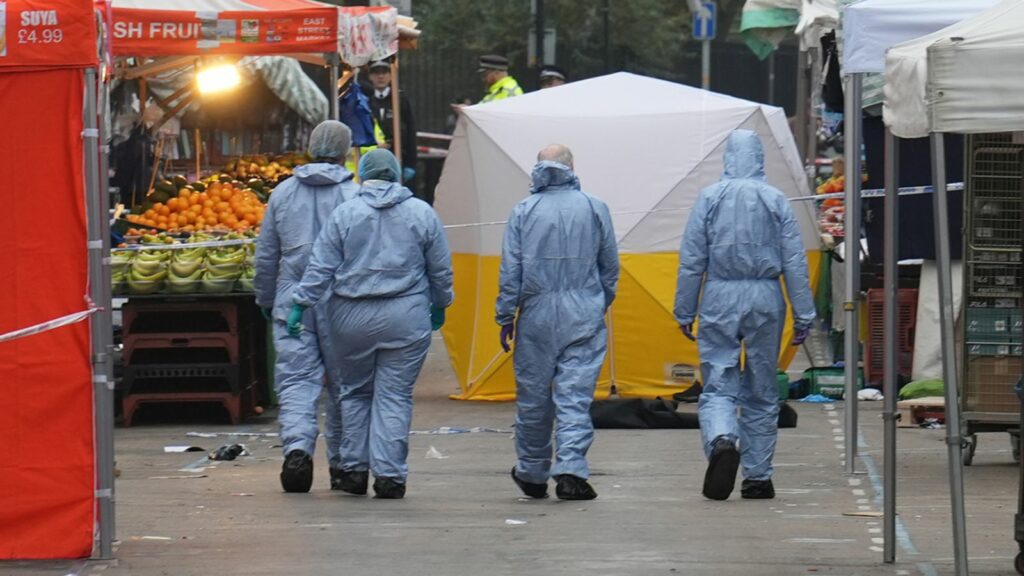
539, 65, 568, 89
361, 59, 418, 186
478, 54, 523, 103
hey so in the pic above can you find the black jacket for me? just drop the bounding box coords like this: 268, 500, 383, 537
361, 84, 418, 171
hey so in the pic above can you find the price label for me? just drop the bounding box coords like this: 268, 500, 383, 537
16, 8, 63, 45
0, 1, 7, 57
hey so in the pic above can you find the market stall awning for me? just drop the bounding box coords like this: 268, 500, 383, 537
107, 0, 400, 65
884, 0, 1024, 138
0, 0, 98, 69
841, 0, 999, 74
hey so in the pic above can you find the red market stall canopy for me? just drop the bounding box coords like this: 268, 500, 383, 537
105, 0, 408, 65
1, 0, 101, 559
0, 0, 98, 69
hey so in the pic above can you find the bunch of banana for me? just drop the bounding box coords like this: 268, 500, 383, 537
128, 248, 170, 295
236, 266, 255, 292
202, 247, 247, 293
166, 246, 207, 294
111, 251, 135, 295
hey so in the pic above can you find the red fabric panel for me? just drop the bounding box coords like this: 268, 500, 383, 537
0, 68, 94, 559
0, 0, 98, 69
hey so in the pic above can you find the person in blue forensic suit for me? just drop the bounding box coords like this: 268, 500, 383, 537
496, 144, 619, 501
254, 120, 359, 493
674, 129, 816, 501
289, 149, 453, 499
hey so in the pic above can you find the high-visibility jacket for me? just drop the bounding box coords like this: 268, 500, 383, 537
481, 75, 523, 104
345, 120, 387, 178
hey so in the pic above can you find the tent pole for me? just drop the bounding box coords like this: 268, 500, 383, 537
795, 47, 808, 163
930, 132, 969, 576
85, 67, 116, 560
329, 56, 340, 121
390, 57, 402, 167
843, 72, 863, 474
882, 127, 899, 564
807, 47, 820, 190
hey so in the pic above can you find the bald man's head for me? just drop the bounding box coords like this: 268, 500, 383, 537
537, 144, 574, 169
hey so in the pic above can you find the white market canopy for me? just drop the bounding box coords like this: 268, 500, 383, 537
841, 0, 1000, 74
884, 0, 1024, 138
437, 72, 818, 257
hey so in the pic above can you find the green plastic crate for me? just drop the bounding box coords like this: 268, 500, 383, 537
777, 371, 790, 401
805, 367, 863, 400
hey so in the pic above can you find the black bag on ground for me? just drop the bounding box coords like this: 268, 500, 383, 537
590, 398, 700, 429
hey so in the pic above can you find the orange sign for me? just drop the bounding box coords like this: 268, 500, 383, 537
0, 0, 97, 69
110, 6, 339, 56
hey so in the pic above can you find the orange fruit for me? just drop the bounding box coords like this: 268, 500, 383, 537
166, 198, 179, 211
243, 213, 258, 225
177, 214, 189, 227
195, 217, 207, 228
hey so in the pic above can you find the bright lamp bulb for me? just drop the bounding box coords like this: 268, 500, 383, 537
196, 64, 241, 94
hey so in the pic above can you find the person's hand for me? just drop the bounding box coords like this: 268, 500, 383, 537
681, 323, 696, 342
286, 304, 306, 338
402, 167, 416, 183
792, 326, 810, 346
500, 323, 515, 353
430, 306, 446, 331
260, 308, 272, 321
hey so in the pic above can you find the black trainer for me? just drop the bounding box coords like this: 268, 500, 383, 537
373, 477, 406, 499
329, 467, 342, 490
280, 450, 313, 493
333, 470, 369, 495
554, 475, 597, 501
511, 467, 548, 499
702, 437, 740, 501
741, 479, 775, 500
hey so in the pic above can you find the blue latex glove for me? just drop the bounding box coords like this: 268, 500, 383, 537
286, 304, 306, 338
500, 323, 515, 353
430, 306, 445, 331
792, 326, 810, 346
681, 323, 696, 342
402, 166, 416, 183
260, 308, 272, 321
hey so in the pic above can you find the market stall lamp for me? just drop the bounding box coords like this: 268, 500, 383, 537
196, 64, 241, 95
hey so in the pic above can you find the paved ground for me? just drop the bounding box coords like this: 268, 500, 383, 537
3, 335, 1020, 576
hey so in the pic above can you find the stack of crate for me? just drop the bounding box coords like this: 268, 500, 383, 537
962, 134, 1023, 419
120, 298, 262, 426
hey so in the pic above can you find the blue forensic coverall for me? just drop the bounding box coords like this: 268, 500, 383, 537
292, 180, 453, 483
496, 161, 620, 484
674, 130, 816, 481
254, 163, 358, 466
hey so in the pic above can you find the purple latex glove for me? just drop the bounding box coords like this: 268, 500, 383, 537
500, 323, 515, 353
681, 323, 696, 342
792, 326, 810, 346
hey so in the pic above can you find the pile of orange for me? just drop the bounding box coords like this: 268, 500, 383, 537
126, 182, 265, 233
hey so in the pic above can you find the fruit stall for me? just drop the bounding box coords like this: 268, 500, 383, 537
103, 0, 416, 425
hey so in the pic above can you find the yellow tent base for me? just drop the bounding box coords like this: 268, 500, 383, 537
443, 251, 823, 401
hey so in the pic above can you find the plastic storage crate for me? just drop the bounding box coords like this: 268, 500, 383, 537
865, 289, 918, 387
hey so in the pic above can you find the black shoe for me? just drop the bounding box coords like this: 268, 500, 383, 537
741, 479, 775, 500
554, 475, 597, 501
373, 477, 406, 499
333, 470, 369, 495
511, 467, 548, 499
280, 450, 313, 493
702, 437, 740, 501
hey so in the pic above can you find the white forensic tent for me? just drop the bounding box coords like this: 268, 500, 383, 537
435, 72, 821, 401
884, 0, 1024, 139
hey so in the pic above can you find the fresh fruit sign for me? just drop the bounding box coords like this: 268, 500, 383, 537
0, 0, 96, 69
110, 7, 339, 56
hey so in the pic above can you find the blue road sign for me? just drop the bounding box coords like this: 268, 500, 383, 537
693, 1, 717, 41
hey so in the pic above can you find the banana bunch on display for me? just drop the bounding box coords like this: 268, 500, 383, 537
202, 246, 247, 294
128, 245, 170, 295
167, 244, 207, 294
111, 251, 135, 295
